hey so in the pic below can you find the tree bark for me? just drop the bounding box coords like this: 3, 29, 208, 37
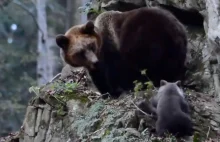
65, 0, 74, 30
36, 0, 53, 85
205, 0, 220, 100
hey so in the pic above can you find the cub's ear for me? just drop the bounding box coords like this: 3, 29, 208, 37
160, 80, 167, 86
87, 10, 99, 21
175, 80, 181, 87
56, 34, 69, 50
82, 21, 94, 34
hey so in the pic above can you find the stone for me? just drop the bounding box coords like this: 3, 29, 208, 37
125, 128, 141, 138
101, 0, 145, 11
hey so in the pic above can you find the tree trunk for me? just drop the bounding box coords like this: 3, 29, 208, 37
205, 0, 220, 100
36, 0, 53, 85
66, 0, 84, 28
65, 0, 74, 30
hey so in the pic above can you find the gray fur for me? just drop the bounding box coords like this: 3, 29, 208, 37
150, 80, 193, 138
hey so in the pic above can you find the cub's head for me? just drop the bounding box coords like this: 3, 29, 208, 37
56, 21, 101, 70
158, 80, 185, 98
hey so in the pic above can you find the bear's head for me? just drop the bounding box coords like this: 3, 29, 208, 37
158, 80, 185, 98
56, 21, 102, 70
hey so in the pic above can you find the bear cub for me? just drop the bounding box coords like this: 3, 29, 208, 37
150, 80, 194, 138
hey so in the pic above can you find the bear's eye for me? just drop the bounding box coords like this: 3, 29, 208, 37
88, 44, 95, 51
76, 50, 85, 59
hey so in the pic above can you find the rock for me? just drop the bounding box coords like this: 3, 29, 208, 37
101, 0, 145, 11
125, 128, 141, 138
23, 106, 37, 137
34, 104, 51, 142
102, 0, 145, 7
3, 80, 220, 142
66, 100, 87, 117
210, 120, 218, 127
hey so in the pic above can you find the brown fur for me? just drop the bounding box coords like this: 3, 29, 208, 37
57, 23, 102, 69
56, 7, 188, 98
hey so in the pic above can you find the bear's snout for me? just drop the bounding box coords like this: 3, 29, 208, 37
85, 50, 98, 64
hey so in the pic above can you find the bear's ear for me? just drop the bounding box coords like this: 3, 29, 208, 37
81, 21, 94, 34
160, 80, 167, 86
175, 80, 181, 87
56, 34, 69, 50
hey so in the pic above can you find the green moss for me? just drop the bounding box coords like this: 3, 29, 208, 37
64, 93, 89, 104
56, 105, 67, 116
71, 101, 105, 137
101, 129, 130, 142
30, 78, 93, 117
193, 132, 202, 142
103, 129, 111, 137
86, 101, 105, 118
47, 79, 89, 103
95, 119, 103, 130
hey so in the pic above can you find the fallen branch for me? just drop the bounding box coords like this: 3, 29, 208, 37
130, 100, 154, 118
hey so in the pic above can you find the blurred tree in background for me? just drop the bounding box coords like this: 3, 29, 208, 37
0, 0, 88, 136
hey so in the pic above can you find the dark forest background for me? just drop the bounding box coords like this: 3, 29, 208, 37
0, 0, 90, 136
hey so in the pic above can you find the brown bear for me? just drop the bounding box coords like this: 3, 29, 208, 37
56, 7, 188, 98
149, 80, 193, 138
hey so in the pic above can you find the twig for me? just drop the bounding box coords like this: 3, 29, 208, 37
49, 73, 61, 83
206, 126, 210, 139
87, 96, 93, 102
87, 128, 104, 137
130, 100, 154, 118
141, 128, 149, 135
76, 69, 86, 84
52, 95, 66, 106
